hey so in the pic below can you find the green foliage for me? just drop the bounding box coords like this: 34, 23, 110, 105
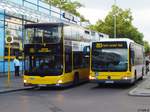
44, 0, 88, 22
144, 41, 150, 54
80, 15, 89, 22
88, 5, 144, 44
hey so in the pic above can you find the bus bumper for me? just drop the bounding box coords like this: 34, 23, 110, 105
24, 82, 72, 88
90, 79, 134, 84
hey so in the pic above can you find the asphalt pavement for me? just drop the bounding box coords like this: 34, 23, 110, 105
0, 72, 150, 112
0, 71, 150, 97
129, 72, 150, 96
0, 82, 150, 112
0, 72, 32, 93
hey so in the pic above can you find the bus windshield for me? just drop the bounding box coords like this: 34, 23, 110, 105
24, 43, 63, 76
92, 48, 128, 72
24, 54, 63, 76
26, 26, 61, 44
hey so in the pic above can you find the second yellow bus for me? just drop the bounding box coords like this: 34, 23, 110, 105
90, 38, 145, 85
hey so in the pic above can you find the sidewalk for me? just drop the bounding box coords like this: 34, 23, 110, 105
0, 73, 33, 94
129, 73, 150, 97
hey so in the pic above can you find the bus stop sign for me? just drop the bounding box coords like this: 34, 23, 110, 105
5, 36, 13, 43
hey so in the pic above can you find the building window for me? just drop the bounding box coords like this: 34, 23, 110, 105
24, 1, 38, 10
38, 1, 50, 9
9, 0, 23, 5
25, 0, 38, 5
5, 16, 23, 58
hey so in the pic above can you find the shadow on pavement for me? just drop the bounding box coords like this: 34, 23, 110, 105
28, 81, 89, 92
91, 83, 132, 90
90, 79, 145, 90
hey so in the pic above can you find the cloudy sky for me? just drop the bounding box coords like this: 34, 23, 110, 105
76, 0, 150, 43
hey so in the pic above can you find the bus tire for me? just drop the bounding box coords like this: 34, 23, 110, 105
73, 72, 79, 85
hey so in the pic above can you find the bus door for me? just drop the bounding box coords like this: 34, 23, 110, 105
65, 45, 72, 73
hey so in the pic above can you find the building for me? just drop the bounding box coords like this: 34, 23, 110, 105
0, 0, 81, 73
0, 0, 109, 73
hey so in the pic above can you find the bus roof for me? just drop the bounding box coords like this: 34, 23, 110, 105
24, 22, 68, 28
99, 38, 134, 43
94, 38, 144, 48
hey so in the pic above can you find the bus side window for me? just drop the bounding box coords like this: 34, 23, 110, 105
65, 46, 72, 73
131, 49, 135, 65
73, 52, 83, 69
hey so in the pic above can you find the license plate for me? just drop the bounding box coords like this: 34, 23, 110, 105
38, 84, 47, 87
105, 81, 114, 84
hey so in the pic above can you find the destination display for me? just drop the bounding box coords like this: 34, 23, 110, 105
24, 44, 62, 55
29, 48, 50, 53
93, 41, 127, 49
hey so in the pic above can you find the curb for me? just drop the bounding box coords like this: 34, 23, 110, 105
0, 87, 34, 94
128, 91, 150, 97
128, 75, 150, 97
128, 87, 150, 97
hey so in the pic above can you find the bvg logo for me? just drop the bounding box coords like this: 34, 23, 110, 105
96, 43, 103, 48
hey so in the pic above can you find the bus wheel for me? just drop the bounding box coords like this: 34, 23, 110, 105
73, 72, 79, 85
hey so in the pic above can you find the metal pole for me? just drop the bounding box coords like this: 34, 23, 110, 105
7, 43, 11, 87
114, 0, 117, 38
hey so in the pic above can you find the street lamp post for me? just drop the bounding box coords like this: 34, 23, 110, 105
114, 0, 117, 38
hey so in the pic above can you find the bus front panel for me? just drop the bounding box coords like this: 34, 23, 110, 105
90, 41, 134, 84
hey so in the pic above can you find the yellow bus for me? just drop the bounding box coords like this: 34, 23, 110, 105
23, 23, 107, 87
89, 38, 145, 85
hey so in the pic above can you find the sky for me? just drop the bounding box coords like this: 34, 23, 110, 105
75, 0, 150, 43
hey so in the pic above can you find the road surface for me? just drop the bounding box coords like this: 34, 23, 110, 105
0, 80, 150, 112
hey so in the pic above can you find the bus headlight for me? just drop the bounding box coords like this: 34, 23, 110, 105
89, 76, 96, 80
122, 76, 131, 80
24, 80, 27, 83
58, 80, 62, 84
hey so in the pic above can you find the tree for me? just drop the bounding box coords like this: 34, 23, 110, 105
88, 5, 144, 44
144, 41, 150, 54
44, 0, 88, 22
